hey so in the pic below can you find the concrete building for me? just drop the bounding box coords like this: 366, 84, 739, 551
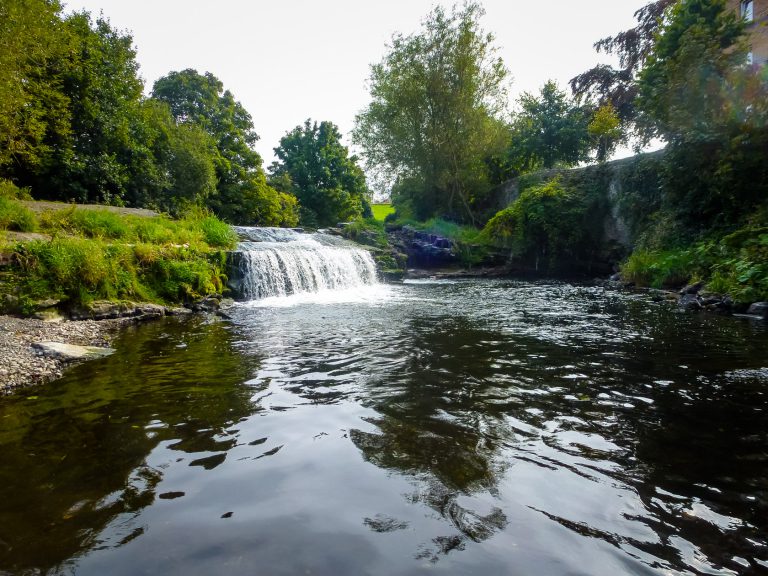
727, 0, 768, 65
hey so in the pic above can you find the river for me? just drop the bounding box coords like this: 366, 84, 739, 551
1, 277, 767, 575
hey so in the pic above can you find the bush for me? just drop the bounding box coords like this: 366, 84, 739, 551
0, 197, 38, 232
0, 180, 33, 200
620, 219, 768, 302
482, 177, 592, 271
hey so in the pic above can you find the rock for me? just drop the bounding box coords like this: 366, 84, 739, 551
135, 303, 165, 319
32, 341, 115, 361
679, 281, 704, 295
746, 302, 768, 320
165, 306, 193, 316
192, 296, 221, 313
219, 298, 235, 310
34, 298, 61, 310
678, 294, 701, 311
32, 308, 66, 323
609, 272, 622, 282
70, 300, 127, 321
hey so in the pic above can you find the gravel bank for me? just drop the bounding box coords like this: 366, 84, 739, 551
0, 315, 127, 394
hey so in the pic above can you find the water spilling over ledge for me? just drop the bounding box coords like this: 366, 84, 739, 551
229, 227, 379, 301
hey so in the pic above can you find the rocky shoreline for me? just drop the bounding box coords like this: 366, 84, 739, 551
0, 315, 129, 394
0, 296, 233, 394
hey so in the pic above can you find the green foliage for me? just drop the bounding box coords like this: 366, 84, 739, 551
483, 177, 600, 271
12, 237, 228, 306
0, 180, 31, 200
632, 0, 768, 231
342, 218, 389, 249
152, 69, 298, 226
371, 204, 395, 221
31, 207, 237, 249
0, 197, 37, 233
270, 120, 369, 227
588, 103, 623, 162
197, 214, 238, 248
636, 0, 747, 142
353, 2, 509, 225
507, 81, 592, 171
621, 221, 768, 302
3, 208, 235, 308
621, 248, 698, 288
0, 0, 72, 171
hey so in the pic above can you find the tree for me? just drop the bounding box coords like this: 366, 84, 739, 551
588, 103, 622, 162
634, 0, 767, 228
570, 0, 676, 131
270, 120, 369, 227
8, 11, 161, 206
353, 2, 509, 224
152, 69, 298, 225
508, 81, 591, 170
636, 0, 747, 142
0, 0, 72, 173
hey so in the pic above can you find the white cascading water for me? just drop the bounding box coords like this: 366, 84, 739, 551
232, 227, 379, 301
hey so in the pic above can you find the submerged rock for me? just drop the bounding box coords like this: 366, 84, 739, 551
746, 302, 768, 320
32, 341, 115, 361
678, 294, 702, 311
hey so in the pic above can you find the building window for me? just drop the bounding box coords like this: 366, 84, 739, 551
741, 0, 754, 22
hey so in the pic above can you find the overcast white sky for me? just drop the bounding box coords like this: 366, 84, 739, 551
62, 0, 648, 165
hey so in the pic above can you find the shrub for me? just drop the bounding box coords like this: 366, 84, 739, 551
482, 177, 591, 271
0, 197, 38, 232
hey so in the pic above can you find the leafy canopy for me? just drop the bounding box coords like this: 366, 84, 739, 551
353, 1, 509, 224
152, 69, 298, 226
270, 120, 369, 227
507, 81, 592, 171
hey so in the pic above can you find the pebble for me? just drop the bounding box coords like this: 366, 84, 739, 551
0, 315, 128, 394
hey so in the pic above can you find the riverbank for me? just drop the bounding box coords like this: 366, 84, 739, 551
0, 315, 128, 393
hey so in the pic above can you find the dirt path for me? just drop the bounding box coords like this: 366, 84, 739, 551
21, 200, 158, 218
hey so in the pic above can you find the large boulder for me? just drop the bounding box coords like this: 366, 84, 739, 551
32, 341, 115, 361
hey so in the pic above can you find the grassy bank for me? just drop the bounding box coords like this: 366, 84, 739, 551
621, 217, 768, 303
371, 203, 395, 221
1, 190, 237, 314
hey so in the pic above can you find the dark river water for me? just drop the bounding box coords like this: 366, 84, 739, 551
1, 280, 767, 575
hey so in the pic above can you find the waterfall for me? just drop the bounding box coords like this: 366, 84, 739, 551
230, 227, 379, 300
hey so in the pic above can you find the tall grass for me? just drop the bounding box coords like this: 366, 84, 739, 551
621, 221, 768, 302
1, 201, 236, 309
0, 197, 37, 232
36, 206, 237, 249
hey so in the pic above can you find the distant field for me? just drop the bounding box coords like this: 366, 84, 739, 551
371, 203, 395, 221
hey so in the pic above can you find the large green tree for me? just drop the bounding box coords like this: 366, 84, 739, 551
636, 0, 747, 142
152, 69, 298, 225
0, 0, 72, 172
635, 0, 767, 228
570, 0, 676, 132
507, 81, 592, 170
270, 120, 369, 227
5, 10, 167, 206
353, 2, 508, 224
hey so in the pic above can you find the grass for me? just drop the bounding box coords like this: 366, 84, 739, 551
621, 222, 768, 303
0, 197, 37, 232
36, 205, 237, 248
0, 197, 237, 311
371, 203, 395, 221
